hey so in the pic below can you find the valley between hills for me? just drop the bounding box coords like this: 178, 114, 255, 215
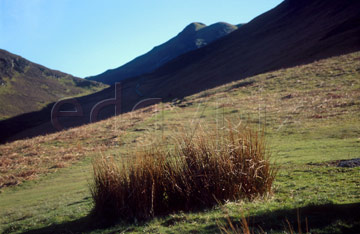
0, 0, 359, 233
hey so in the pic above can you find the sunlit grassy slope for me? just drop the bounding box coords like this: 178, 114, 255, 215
0, 52, 359, 233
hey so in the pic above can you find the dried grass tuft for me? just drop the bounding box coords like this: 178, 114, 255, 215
91, 121, 277, 221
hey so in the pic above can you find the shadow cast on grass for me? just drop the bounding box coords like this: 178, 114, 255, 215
227, 202, 360, 233
19, 202, 360, 234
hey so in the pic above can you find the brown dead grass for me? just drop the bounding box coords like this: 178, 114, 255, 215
189, 52, 360, 129
0, 105, 159, 188
91, 121, 276, 221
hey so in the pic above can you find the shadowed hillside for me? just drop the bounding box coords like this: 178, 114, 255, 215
86, 22, 238, 84
135, 0, 360, 99
1, 0, 359, 143
0, 49, 107, 120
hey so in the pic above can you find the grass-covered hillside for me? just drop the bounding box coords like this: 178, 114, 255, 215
0, 52, 359, 233
0, 49, 108, 120
2, 0, 359, 145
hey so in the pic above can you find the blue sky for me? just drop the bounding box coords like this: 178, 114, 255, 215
0, 0, 282, 78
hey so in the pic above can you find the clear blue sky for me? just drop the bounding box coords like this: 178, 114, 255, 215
0, 0, 282, 78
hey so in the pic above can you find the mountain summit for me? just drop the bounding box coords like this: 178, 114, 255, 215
179, 22, 206, 35
86, 22, 238, 84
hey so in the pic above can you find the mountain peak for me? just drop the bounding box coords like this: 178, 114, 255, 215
87, 21, 237, 84
205, 22, 238, 33
180, 22, 207, 35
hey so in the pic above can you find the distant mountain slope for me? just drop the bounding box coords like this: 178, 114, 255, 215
0, 49, 107, 119
1, 0, 360, 143
86, 22, 238, 84
129, 0, 360, 100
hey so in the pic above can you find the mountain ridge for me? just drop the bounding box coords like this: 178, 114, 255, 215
85, 22, 238, 84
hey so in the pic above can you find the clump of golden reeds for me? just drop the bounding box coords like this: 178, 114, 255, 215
91, 121, 276, 222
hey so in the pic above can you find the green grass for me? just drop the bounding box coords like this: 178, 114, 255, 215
1, 160, 358, 233
0, 159, 93, 234
0, 52, 359, 233
0, 77, 16, 95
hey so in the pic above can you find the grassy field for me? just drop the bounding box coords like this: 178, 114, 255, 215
0, 52, 359, 233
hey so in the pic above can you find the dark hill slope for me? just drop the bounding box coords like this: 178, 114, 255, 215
86, 22, 238, 84
135, 0, 360, 100
0, 49, 107, 119
1, 0, 360, 143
